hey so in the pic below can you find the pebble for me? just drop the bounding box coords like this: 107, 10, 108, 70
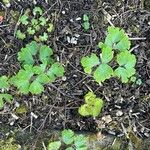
116, 110, 123, 116
62, 11, 65, 14
76, 17, 81, 21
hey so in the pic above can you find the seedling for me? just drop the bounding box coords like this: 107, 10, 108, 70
0, 76, 13, 109
81, 26, 137, 83
78, 91, 104, 117
83, 14, 90, 31
48, 129, 87, 150
9, 41, 64, 95
16, 7, 54, 42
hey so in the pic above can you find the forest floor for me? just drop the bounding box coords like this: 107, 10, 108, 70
0, 0, 150, 149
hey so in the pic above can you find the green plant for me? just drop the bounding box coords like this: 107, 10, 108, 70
83, 14, 90, 31
81, 26, 137, 83
48, 129, 88, 150
0, 76, 13, 109
78, 92, 104, 117
9, 41, 64, 95
16, 7, 54, 41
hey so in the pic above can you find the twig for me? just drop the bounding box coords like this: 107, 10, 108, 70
129, 37, 146, 40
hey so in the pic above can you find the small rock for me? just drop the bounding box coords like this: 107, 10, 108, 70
102, 115, 112, 124
116, 110, 123, 116
76, 17, 81, 21
62, 76, 67, 81
62, 11, 65, 14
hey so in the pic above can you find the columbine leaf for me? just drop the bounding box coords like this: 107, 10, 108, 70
27, 27, 35, 35
29, 80, 44, 94
33, 63, 47, 75
36, 74, 50, 84
16, 30, 26, 40
31, 18, 38, 25
78, 104, 91, 116
47, 23, 54, 32
83, 14, 89, 22
83, 22, 90, 31
105, 26, 131, 51
114, 67, 129, 83
19, 14, 28, 25
18, 48, 34, 65
26, 41, 38, 55
39, 17, 47, 26
84, 92, 96, 105
66, 147, 74, 150
0, 94, 13, 109
47, 62, 64, 81
61, 129, 75, 145
48, 141, 61, 150
92, 98, 104, 117
116, 51, 136, 68
100, 44, 113, 63
39, 45, 53, 63
39, 32, 48, 41
0, 76, 9, 89
74, 135, 87, 149
33, 7, 43, 15
93, 64, 113, 83
81, 53, 99, 74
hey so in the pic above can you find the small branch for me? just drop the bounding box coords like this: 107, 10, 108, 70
129, 37, 146, 40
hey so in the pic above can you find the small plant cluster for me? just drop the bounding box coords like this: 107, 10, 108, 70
16, 7, 54, 41
48, 129, 87, 150
9, 41, 64, 94
78, 91, 104, 117
82, 14, 90, 31
0, 76, 13, 109
81, 26, 137, 83
0, 41, 64, 108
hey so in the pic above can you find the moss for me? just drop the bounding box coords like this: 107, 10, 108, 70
0, 138, 20, 150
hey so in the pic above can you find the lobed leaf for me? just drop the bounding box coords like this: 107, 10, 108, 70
93, 63, 113, 83
61, 129, 75, 145
0, 94, 13, 109
0, 76, 9, 89
74, 135, 87, 149
47, 141, 61, 150
33, 7, 43, 16
19, 14, 28, 25
81, 53, 99, 74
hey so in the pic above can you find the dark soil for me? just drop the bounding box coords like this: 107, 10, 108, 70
0, 0, 150, 149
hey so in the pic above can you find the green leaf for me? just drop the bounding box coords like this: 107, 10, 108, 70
83, 22, 90, 31
39, 45, 53, 63
31, 18, 38, 26
39, 32, 48, 41
18, 48, 34, 65
36, 74, 50, 84
27, 27, 35, 35
0, 76, 9, 89
9, 65, 34, 94
92, 98, 104, 117
105, 26, 131, 51
33, 63, 47, 74
116, 51, 136, 68
48, 141, 61, 150
19, 14, 28, 25
83, 14, 89, 22
16, 30, 26, 40
100, 44, 113, 63
79, 92, 104, 117
33, 7, 43, 16
93, 64, 113, 83
78, 104, 91, 116
0, 94, 13, 109
39, 17, 47, 26
47, 23, 54, 32
26, 41, 38, 55
74, 135, 87, 149
66, 147, 74, 150
81, 53, 99, 74
47, 62, 64, 81
61, 129, 75, 145
114, 67, 128, 83
29, 80, 44, 94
